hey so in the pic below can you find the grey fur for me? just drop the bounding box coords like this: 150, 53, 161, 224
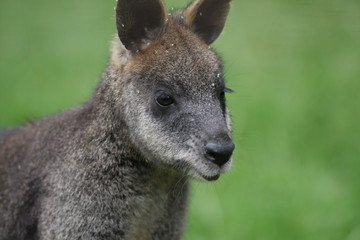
0, 0, 233, 239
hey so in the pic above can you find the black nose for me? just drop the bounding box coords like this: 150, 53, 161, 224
204, 141, 235, 167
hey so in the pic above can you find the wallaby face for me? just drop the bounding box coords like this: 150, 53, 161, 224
115, 0, 234, 181
0, 0, 234, 239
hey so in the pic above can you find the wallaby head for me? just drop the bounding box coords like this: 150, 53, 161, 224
108, 0, 234, 181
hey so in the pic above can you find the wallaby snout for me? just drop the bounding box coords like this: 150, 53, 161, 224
204, 137, 234, 168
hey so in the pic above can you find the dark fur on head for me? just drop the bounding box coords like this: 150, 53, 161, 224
0, 0, 234, 239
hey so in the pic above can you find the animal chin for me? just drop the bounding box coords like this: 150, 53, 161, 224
167, 152, 224, 181
201, 174, 220, 181
191, 166, 221, 182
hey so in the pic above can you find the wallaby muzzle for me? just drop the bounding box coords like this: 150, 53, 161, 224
204, 137, 234, 167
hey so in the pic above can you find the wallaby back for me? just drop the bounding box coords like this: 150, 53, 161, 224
0, 0, 234, 239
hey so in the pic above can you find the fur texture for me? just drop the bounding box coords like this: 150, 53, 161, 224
0, 0, 233, 239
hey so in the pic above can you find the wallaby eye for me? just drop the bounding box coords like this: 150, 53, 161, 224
156, 92, 174, 107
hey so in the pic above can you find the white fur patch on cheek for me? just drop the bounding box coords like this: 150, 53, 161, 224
123, 83, 196, 165
125, 102, 183, 163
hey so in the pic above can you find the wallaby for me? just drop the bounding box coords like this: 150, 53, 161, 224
0, 0, 234, 239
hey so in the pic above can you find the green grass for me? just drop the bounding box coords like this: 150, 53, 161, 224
1, 0, 359, 239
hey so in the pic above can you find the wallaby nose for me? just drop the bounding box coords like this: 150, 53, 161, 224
204, 141, 235, 167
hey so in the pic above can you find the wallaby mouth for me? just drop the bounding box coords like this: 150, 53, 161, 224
183, 133, 234, 181
201, 174, 220, 181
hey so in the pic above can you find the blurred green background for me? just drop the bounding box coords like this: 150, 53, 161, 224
1, 0, 359, 239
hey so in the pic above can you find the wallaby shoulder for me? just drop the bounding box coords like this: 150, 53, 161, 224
0, 103, 102, 239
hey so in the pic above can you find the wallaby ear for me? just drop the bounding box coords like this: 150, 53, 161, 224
116, 0, 167, 52
184, 0, 231, 45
